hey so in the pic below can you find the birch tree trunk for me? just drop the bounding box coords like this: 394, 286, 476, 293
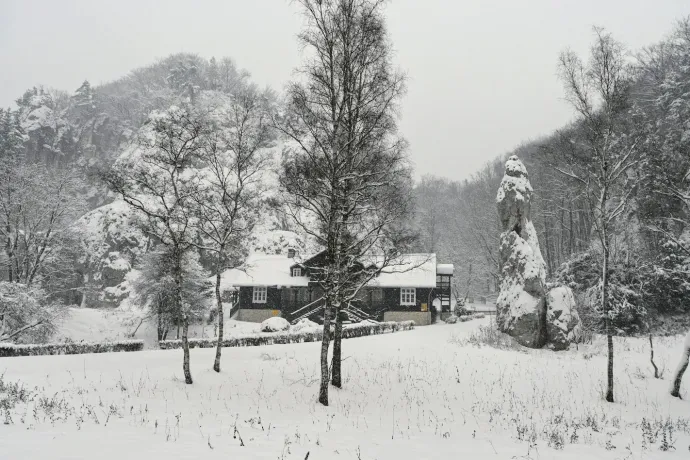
603, 220, 614, 403
157, 297, 163, 342
670, 331, 690, 398
182, 314, 192, 384
331, 303, 343, 388
213, 271, 223, 373
174, 249, 193, 385
318, 299, 332, 406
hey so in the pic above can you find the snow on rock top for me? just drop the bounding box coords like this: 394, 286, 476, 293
504, 155, 528, 177
496, 155, 533, 205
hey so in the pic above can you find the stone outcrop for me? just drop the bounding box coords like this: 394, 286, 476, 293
495, 155, 582, 349
545, 286, 582, 350
76, 201, 148, 308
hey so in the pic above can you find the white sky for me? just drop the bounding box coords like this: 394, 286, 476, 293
1, 0, 689, 181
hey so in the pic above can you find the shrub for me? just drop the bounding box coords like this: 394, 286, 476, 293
291, 318, 320, 332
260, 317, 290, 332
579, 282, 647, 336
455, 305, 469, 316
0, 282, 64, 343
159, 320, 415, 349
556, 249, 650, 336
0, 340, 144, 357
457, 313, 485, 322
642, 239, 690, 317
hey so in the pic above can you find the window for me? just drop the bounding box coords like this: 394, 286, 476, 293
253, 286, 267, 303
400, 288, 416, 306
436, 275, 450, 289
292, 268, 302, 277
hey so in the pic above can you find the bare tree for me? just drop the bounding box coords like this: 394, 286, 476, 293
193, 87, 272, 373
0, 108, 86, 290
0, 165, 85, 287
557, 28, 640, 402
278, 0, 414, 406
102, 105, 205, 384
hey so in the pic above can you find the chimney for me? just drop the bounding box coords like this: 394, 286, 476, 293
287, 248, 296, 258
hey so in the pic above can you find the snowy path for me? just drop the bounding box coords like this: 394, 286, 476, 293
1, 319, 689, 459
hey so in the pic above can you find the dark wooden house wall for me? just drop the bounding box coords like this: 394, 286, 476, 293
238, 286, 282, 310
237, 285, 441, 314
381, 287, 434, 312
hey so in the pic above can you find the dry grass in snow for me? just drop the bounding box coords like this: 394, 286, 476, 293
1, 318, 690, 459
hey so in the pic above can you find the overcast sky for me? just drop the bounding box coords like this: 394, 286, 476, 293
1, 0, 689, 181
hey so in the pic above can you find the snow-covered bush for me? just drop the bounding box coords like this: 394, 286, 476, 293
445, 315, 459, 324
159, 321, 415, 349
580, 282, 646, 336
0, 339, 144, 357
0, 282, 64, 344
456, 313, 486, 323
554, 251, 601, 291
642, 239, 690, 320
291, 318, 319, 332
455, 305, 470, 316
260, 317, 291, 332
557, 250, 651, 335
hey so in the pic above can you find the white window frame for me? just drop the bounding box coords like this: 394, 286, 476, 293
292, 268, 302, 277
400, 288, 416, 306
253, 286, 267, 304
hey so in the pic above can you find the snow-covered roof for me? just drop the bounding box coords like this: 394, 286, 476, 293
219, 254, 310, 289
219, 253, 441, 289
436, 264, 454, 275
367, 254, 437, 288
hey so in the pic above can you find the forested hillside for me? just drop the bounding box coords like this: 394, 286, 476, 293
414, 19, 690, 332
7, 53, 252, 205
0, 53, 302, 329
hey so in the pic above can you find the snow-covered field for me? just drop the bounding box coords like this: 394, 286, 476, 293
1, 318, 689, 459
51, 307, 258, 349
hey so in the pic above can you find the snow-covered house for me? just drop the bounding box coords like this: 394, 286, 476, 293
219, 250, 453, 326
